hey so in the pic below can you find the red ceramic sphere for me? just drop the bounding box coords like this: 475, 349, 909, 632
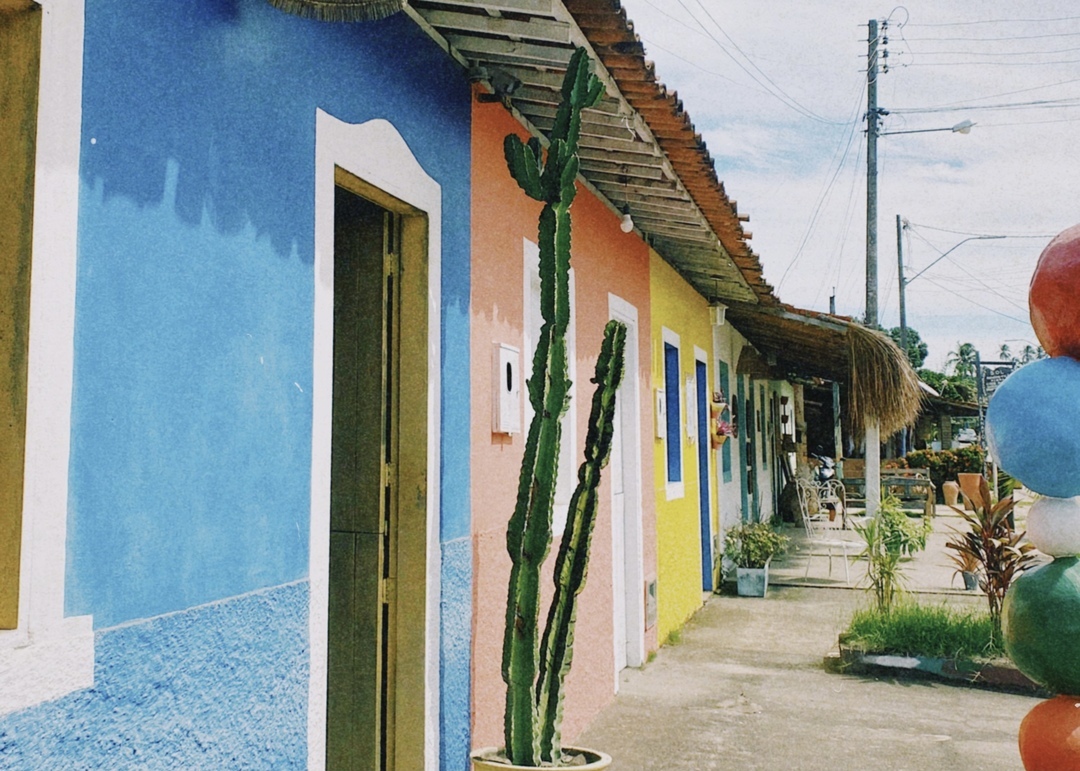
1019, 696, 1080, 770
1031, 224, 1080, 359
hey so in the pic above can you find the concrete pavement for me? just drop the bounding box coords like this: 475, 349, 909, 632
576, 502, 1038, 770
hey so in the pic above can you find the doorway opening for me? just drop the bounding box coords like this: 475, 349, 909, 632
326, 174, 429, 771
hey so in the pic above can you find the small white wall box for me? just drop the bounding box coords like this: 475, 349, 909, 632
493, 343, 521, 434
655, 389, 666, 439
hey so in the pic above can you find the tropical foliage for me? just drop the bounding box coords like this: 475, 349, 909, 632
854, 497, 931, 614
845, 602, 1003, 661
945, 476, 1037, 641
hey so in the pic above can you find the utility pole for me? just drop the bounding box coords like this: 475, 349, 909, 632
865, 18, 881, 328
864, 19, 884, 516
897, 214, 907, 354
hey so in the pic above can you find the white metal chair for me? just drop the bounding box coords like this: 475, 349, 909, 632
795, 479, 857, 584
816, 478, 849, 528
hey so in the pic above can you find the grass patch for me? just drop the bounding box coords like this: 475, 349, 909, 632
844, 602, 1003, 661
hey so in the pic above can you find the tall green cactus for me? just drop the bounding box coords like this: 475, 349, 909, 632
500, 47, 626, 767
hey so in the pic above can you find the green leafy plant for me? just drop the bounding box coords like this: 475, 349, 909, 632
854, 496, 929, 613
845, 602, 1003, 661
498, 47, 627, 768
945, 476, 1037, 641
722, 521, 789, 570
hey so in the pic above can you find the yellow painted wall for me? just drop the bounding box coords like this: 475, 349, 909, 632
649, 250, 717, 643
0, 6, 41, 628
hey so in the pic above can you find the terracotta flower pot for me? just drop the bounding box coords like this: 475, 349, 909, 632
943, 480, 961, 507
471, 747, 612, 770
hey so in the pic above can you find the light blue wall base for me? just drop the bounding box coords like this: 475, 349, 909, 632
0, 582, 308, 769
440, 537, 472, 771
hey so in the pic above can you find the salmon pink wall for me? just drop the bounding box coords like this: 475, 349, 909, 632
470, 95, 656, 749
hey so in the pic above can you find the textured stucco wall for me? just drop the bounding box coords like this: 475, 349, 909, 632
649, 251, 716, 644
469, 99, 655, 749
0, 582, 308, 769
34, 0, 473, 765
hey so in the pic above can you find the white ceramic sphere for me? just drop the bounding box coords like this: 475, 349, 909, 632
1026, 496, 1080, 557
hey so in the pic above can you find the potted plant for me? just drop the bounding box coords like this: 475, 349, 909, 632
949, 547, 980, 591
471, 48, 624, 770
944, 476, 1036, 642
712, 418, 734, 449
723, 522, 789, 597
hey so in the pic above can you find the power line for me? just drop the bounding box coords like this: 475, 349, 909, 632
905, 77, 1080, 110
901, 30, 1080, 42
919, 275, 1029, 324
892, 97, 1080, 113
778, 85, 865, 290
670, 0, 845, 125
905, 221, 1058, 238
906, 15, 1080, 26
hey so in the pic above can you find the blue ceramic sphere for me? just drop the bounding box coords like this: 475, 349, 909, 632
987, 356, 1080, 498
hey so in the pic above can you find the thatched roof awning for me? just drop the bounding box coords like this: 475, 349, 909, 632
724, 301, 923, 436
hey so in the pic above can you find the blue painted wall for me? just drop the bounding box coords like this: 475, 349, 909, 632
7, 0, 473, 766
0, 583, 308, 769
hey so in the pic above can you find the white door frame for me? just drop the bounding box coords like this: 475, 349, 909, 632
311, 112, 442, 770
609, 293, 644, 683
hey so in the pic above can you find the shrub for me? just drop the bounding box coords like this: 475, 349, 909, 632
906, 446, 986, 502
723, 522, 789, 570
845, 602, 1003, 661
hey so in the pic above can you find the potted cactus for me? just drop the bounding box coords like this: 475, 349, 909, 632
470, 48, 625, 770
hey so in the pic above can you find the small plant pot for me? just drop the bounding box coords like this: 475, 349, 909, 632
736, 563, 769, 597
711, 434, 728, 450
471, 747, 612, 770
961, 570, 978, 591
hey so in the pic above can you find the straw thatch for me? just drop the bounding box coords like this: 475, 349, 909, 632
266, 0, 403, 22
846, 323, 924, 436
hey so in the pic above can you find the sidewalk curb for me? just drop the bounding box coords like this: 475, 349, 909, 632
825, 645, 1050, 697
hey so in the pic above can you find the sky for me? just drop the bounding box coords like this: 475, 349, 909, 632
617, 0, 1079, 371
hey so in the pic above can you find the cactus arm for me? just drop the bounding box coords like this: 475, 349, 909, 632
536, 320, 627, 764
504, 134, 545, 202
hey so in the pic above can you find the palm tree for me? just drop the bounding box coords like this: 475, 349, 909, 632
998, 343, 1013, 362
946, 342, 978, 379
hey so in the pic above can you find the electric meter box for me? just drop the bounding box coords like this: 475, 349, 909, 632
493, 343, 521, 435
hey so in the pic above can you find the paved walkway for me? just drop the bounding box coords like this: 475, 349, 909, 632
577, 499, 1039, 770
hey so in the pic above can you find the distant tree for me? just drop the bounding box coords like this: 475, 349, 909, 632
946, 342, 978, 379
888, 326, 929, 368
1019, 344, 1047, 365
917, 368, 946, 393
998, 343, 1012, 361
941, 377, 976, 403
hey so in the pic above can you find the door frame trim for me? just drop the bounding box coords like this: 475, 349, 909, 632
608, 293, 644, 679
311, 111, 442, 770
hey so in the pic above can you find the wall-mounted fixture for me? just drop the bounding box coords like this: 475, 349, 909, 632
709, 302, 727, 327
492, 343, 521, 434
471, 65, 523, 104
654, 389, 667, 439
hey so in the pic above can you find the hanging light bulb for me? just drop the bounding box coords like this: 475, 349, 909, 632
619, 203, 634, 233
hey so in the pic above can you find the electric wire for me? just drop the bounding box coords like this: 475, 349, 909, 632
670, 0, 846, 125
919, 275, 1029, 324
777, 84, 866, 290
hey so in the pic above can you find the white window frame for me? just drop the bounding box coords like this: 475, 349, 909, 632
523, 238, 576, 535
0, 0, 95, 717
661, 327, 683, 501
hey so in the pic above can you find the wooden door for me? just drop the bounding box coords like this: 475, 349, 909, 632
327, 186, 400, 771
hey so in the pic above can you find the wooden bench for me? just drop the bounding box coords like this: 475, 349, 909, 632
840, 469, 935, 518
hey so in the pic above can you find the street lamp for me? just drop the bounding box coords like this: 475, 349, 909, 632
881, 120, 975, 137
897, 224, 1005, 355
